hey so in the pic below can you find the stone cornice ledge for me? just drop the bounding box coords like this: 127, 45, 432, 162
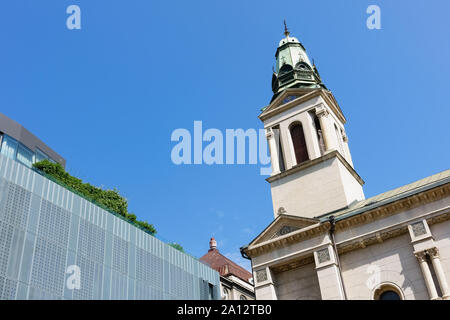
336, 206, 450, 255
266, 150, 365, 186
245, 222, 330, 258
259, 89, 346, 124
244, 182, 449, 259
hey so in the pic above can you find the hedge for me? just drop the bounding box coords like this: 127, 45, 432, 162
33, 160, 157, 235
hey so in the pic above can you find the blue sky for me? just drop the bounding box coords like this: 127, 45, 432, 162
1, 1, 449, 270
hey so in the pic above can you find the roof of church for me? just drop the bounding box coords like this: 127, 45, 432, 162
317, 169, 450, 222
200, 238, 253, 283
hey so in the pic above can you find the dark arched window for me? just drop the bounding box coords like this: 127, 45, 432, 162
374, 284, 403, 300
379, 291, 401, 300
290, 123, 309, 165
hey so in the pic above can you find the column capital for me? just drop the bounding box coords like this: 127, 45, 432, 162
265, 128, 274, 140
315, 105, 329, 118
427, 247, 440, 259
414, 251, 427, 262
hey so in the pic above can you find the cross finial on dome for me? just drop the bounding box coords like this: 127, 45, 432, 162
284, 19, 290, 37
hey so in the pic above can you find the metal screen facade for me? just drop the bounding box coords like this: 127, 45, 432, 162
0, 154, 220, 300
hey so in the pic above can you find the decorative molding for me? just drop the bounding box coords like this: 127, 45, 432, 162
411, 221, 427, 237
415, 251, 427, 263
427, 247, 439, 259
316, 248, 330, 264
271, 255, 315, 274
265, 128, 274, 140
271, 225, 300, 239
266, 150, 364, 186
335, 184, 450, 234
255, 270, 268, 283
315, 105, 329, 118
259, 88, 346, 124
243, 183, 449, 259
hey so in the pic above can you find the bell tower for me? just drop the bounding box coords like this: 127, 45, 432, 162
261, 24, 365, 219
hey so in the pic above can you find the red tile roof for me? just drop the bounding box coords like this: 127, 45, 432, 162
199, 238, 253, 284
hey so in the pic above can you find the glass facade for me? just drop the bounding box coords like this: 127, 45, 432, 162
0, 134, 54, 169
0, 153, 220, 300
0, 135, 18, 160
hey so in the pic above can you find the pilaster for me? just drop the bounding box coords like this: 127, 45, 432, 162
253, 267, 278, 300
314, 245, 345, 300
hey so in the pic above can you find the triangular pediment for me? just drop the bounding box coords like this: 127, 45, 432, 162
249, 214, 320, 246
259, 88, 321, 120
258, 88, 346, 124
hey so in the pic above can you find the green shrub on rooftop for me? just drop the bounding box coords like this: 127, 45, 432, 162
169, 243, 185, 252
33, 160, 156, 235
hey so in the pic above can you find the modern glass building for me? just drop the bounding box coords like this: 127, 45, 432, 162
0, 113, 66, 168
0, 116, 220, 300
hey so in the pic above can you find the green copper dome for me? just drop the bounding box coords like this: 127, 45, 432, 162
271, 23, 325, 101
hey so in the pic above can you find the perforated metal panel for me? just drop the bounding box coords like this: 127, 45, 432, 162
112, 236, 128, 275
78, 219, 105, 264
0, 155, 220, 300
39, 200, 70, 248
30, 237, 66, 296
136, 247, 163, 289
0, 221, 13, 277
0, 276, 17, 299
2, 183, 31, 229
73, 254, 103, 300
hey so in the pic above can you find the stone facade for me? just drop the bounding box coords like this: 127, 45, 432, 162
244, 183, 450, 300
241, 29, 450, 301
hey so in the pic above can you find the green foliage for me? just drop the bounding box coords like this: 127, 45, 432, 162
135, 220, 157, 235
126, 213, 137, 222
169, 243, 184, 252
33, 160, 156, 235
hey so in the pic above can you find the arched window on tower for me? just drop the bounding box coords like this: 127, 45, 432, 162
290, 123, 309, 165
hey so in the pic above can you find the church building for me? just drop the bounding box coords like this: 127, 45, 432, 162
240, 25, 450, 300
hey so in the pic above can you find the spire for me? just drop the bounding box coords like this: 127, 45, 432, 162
209, 237, 217, 251
284, 19, 290, 37
271, 26, 326, 100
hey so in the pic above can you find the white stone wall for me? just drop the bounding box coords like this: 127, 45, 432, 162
340, 233, 429, 300
273, 263, 321, 300
336, 160, 365, 204
270, 157, 362, 218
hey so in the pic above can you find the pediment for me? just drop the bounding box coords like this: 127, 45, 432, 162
259, 88, 346, 124
249, 214, 320, 246
259, 88, 321, 121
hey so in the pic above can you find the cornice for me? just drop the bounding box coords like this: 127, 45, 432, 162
259, 88, 346, 124
249, 214, 319, 246
334, 184, 450, 233
244, 221, 330, 259
266, 150, 365, 186
243, 182, 450, 260
271, 255, 315, 274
